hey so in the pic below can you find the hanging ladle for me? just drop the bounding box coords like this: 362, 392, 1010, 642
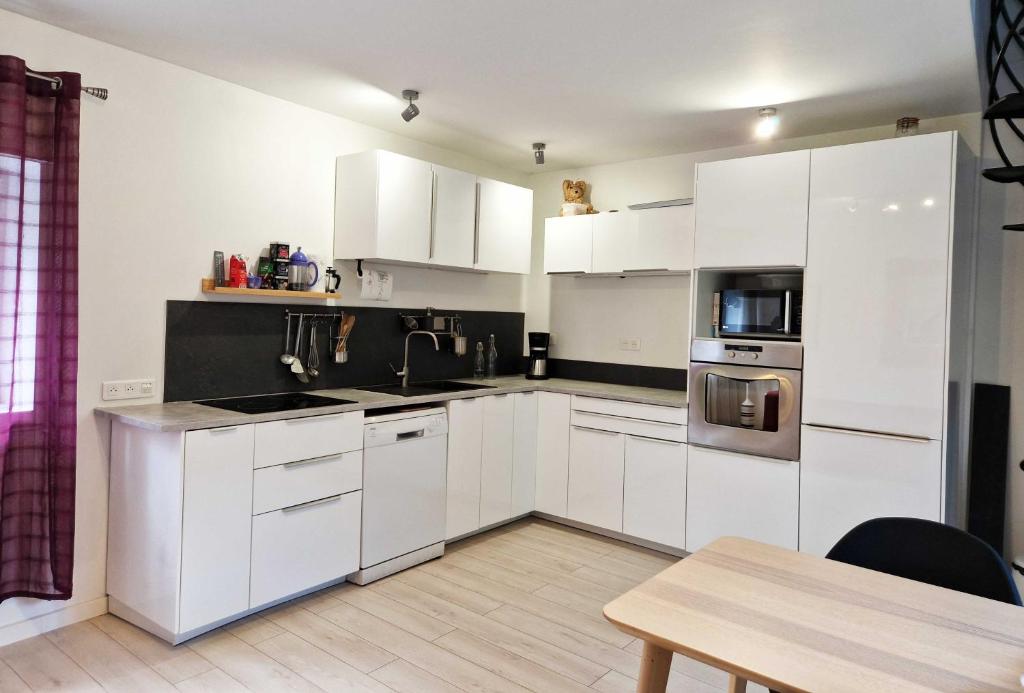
280, 313, 295, 365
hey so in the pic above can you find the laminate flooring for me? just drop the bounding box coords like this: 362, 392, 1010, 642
0, 519, 768, 692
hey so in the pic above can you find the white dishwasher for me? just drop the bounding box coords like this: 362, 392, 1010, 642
349, 405, 448, 585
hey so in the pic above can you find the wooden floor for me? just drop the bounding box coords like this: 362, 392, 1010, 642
0, 519, 768, 692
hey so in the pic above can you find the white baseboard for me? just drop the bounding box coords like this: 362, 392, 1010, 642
0, 596, 108, 647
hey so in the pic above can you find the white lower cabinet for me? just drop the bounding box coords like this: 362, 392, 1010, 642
534, 392, 572, 515
250, 491, 361, 608
180, 425, 254, 633
799, 425, 941, 557
568, 426, 626, 531
623, 436, 686, 549
445, 397, 484, 540
480, 394, 515, 527
511, 392, 539, 517
686, 446, 799, 552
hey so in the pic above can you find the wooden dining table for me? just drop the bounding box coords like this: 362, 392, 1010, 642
603, 536, 1024, 693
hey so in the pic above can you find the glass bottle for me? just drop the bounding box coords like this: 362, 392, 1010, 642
473, 341, 485, 379
487, 334, 498, 378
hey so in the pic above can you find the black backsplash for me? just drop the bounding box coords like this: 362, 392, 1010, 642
164, 301, 525, 402
546, 359, 686, 391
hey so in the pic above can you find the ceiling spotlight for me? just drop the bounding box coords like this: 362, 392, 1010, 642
401, 89, 420, 122
755, 107, 779, 139
533, 143, 546, 165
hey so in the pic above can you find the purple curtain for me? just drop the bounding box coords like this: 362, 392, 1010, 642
0, 56, 79, 602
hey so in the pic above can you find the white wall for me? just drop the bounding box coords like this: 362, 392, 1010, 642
526, 114, 983, 370
0, 9, 529, 642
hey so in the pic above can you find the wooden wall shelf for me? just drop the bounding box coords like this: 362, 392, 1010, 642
200, 278, 337, 300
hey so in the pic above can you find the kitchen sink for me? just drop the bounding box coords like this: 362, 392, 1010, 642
196, 392, 355, 414
354, 380, 495, 398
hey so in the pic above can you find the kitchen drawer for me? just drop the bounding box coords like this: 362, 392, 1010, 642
253, 412, 362, 469
252, 450, 362, 515
570, 395, 684, 425
570, 410, 686, 443
250, 490, 361, 608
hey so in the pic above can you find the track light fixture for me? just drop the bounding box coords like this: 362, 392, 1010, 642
401, 89, 420, 122
755, 107, 779, 139
533, 143, 546, 165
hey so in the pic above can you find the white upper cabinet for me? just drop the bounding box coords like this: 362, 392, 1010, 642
694, 149, 810, 268
552, 206, 693, 275
634, 205, 694, 272
335, 150, 432, 264
475, 178, 534, 274
430, 164, 477, 269
335, 151, 532, 274
592, 212, 638, 273
802, 133, 954, 440
544, 215, 593, 274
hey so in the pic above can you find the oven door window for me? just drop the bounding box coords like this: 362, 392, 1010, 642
703, 373, 780, 432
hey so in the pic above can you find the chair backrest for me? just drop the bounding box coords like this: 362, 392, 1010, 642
826, 517, 1022, 606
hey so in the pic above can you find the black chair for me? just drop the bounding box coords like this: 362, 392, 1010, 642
826, 517, 1022, 606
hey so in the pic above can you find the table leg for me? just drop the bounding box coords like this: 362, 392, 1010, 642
636, 640, 672, 693
728, 674, 748, 693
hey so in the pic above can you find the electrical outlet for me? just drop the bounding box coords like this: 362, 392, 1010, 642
102, 378, 156, 401
618, 337, 641, 351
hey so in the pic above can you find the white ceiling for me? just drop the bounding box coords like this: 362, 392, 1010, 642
3, 0, 980, 171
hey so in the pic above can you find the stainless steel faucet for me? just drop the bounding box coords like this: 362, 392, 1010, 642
395, 330, 440, 387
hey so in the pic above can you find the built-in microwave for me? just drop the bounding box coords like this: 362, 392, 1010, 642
713, 289, 802, 340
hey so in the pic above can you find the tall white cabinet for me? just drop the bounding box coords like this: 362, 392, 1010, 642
800, 131, 974, 546
803, 133, 954, 441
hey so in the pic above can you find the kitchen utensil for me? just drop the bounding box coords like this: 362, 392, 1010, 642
337, 314, 355, 348
451, 319, 467, 356
291, 314, 309, 382
287, 247, 319, 291
308, 322, 320, 379
280, 314, 295, 365
335, 314, 355, 364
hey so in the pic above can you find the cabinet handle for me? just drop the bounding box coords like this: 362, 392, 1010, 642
429, 171, 437, 260
623, 268, 669, 273
473, 181, 482, 265
284, 414, 340, 425
208, 425, 239, 433
396, 429, 425, 440
281, 494, 343, 513
572, 425, 620, 436
548, 271, 586, 275
804, 423, 931, 444
282, 453, 340, 469
574, 410, 679, 427
627, 434, 680, 445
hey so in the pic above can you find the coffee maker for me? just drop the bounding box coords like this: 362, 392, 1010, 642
526, 332, 550, 380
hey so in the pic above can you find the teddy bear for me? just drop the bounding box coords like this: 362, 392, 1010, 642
560, 179, 595, 216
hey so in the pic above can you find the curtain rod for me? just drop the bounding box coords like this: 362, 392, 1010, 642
25, 69, 108, 101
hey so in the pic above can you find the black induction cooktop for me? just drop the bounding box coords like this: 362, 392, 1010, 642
195, 392, 355, 414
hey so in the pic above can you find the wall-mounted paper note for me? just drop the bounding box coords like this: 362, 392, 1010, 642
360, 267, 393, 301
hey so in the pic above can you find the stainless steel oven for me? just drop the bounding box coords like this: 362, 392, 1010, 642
687, 339, 803, 461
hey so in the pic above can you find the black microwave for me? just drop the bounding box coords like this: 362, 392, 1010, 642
713, 289, 802, 339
